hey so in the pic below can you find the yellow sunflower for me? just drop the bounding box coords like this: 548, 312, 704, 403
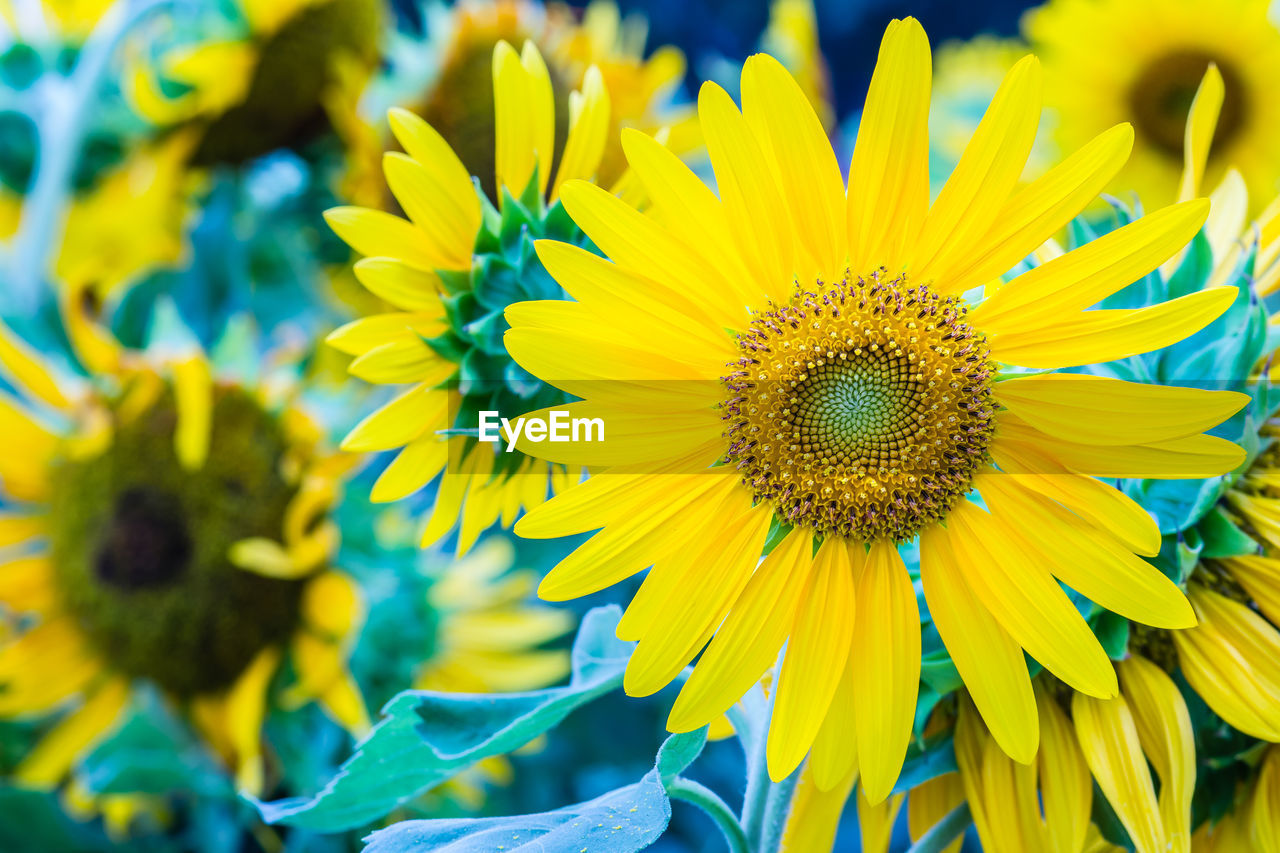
0, 299, 366, 797
324, 38, 617, 554
1025, 0, 1280, 213
503, 18, 1249, 803
396, 0, 695, 206
127, 0, 380, 166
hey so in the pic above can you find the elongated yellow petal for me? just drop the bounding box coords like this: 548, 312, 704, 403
990, 440, 1160, 556
324, 207, 454, 271
226, 646, 281, 795
1221, 555, 1280, 626
519, 41, 555, 198
995, 375, 1248, 447
956, 699, 1046, 852
382, 153, 475, 270
976, 200, 1210, 328
920, 522, 1037, 762
0, 393, 59, 502
622, 501, 770, 696
509, 401, 720, 468
698, 81, 794, 300
847, 17, 930, 274
857, 788, 905, 853
668, 526, 813, 734
15, 678, 129, 789
353, 258, 444, 312
946, 500, 1118, 698
551, 66, 609, 199
172, 353, 212, 471
907, 771, 964, 853
386, 106, 480, 235
948, 124, 1133, 294
326, 312, 447, 357
810, 647, 859, 791
557, 180, 746, 315
998, 414, 1245, 479
342, 383, 446, 452
1073, 691, 1164, 853
853, 541, 920, 803
778, 764, 856, 853
915, 54, 1042, 288
492, 40, 535, 199
1035, 681, 1092, 853
740, 53, 845, 281
369, 431, 449, 503
977, 474, 1195, 629
768, 536, 856, 780
1178, 66, 1224, 203
349, 338, 454, 386
1119, 657, 1194, 853
1253, 749, 1280, 852
0, 554, 56, 613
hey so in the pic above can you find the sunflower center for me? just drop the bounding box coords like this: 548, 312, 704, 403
48, 385, 307, 697
1128, 51, 1245, 159
721, 271, 995, 543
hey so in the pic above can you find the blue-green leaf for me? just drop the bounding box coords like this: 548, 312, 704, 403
656, 728, 708, 786
252, 606, 633, 832
362, 769, 670, 853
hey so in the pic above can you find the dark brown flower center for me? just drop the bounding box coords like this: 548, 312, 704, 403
1128, 51, 1245, 160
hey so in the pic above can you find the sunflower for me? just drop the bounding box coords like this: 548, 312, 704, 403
0, 300, 367, 799
502, 17, 1250, 803
324, 38, 620, 553
1025, 0, 1280, 213
382, 0, 695, 206
127, 0, 380, 166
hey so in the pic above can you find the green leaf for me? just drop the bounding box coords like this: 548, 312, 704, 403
362, 770, 670, 853
252, 606, 633, 832
891, 733, 957, 794
0, 786, 118, 852
1198, 505, 1260, 559
1092, 609, 1131, 662
656, 728, 708, 786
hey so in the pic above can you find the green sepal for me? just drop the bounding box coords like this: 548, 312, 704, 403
421, 329, 469, 364
1197, 505, 1261, 559
1092, 609, 1131, 661
434, 267, 473, 297
462, 309, 509, 357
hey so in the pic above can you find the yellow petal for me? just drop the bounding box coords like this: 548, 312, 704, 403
369, 431, 449, 503
0, 554, 56, 613
778, 763, 856, 853
352, 257, 445, 313
324, 207, 452, 271
1220, 555, 1280, 626
0, 320, 72, 410
386, 107, 480, 234
767, 536, 856, 780
995, 374, 1248, 447
348, 338, 455, 386
920, 522, 1037, 762
810, 649, 859, 791
907, 771, 964, 853
1178, 65, 1224, 203
325, 312, 447, 357
226, 647, 281, 795
1119, 657, 1194, 853
698, 80, 794, 300
857, 787, 905, 853
1073, 690, 1164, 853
667, 527, 814, 733
740, 53, 845, 281
551, 66, 610, 199
383, 152, 477, 269
975, 199, 1211, 329
947, 124, 1133, 295
847, 17, 930, 274
519, 41, 555, 198
342, 383, 446, 452
1036, 681, 1092, 853
622, 501, 770, 696
302, 570, 361, 639
852, 541, 920, 803
946, 500, 1118, 698
15, 678, 129, 789
977, 473, 1195, 629
914, 55, 1042, 288
172, 353, 212, 471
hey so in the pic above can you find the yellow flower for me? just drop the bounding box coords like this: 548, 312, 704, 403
760, 0, 832, 131
1025, 0, 1280, 213
504, 18, 1248, 803
399, 0, 695, 205
128, 0, 381, 166
324, 39, 614, 554
0, 299, 366, 798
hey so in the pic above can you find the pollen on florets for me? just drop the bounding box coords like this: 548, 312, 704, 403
720, 269, 996, 543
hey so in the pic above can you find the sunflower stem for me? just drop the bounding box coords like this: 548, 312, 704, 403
5, 0, 173, 313
739, 670, 780, 850
666, 777, 750, 853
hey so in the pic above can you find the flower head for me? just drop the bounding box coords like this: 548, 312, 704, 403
505, 18, 1249, 802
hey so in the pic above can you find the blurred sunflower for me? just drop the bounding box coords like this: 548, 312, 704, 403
127, 0, 381, 166
0, 299, 367, 798
325, 38, 619, 553
1025, 0, 1280, 212
375, 0, 695, 206
505, 17, 1250, 803
759, 0, 831, 131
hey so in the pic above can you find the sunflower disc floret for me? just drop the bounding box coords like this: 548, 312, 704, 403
722, 271, 995, 543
